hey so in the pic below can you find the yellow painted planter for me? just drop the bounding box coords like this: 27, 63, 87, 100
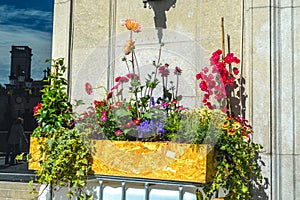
29, 138, 215, 183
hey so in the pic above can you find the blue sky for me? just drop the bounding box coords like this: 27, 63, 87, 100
0, 0, 54, 85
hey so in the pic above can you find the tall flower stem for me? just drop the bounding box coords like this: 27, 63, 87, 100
133, 50, 140, 78
176, 75, 179, 98
124, 58, 131, 73
149, 44, 163, 98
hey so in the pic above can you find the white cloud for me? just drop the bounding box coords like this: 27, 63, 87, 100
0, 24, 52, 84
0, 5, 53, 26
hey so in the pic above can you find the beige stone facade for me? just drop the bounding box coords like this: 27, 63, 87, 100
52, 0, 300, 199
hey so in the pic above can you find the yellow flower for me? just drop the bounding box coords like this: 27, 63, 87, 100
232, 121, 241, 130
124, 19, 141, 32
223, 121, 230, 129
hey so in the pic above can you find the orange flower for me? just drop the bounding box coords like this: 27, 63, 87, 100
123, 39, 135, 55
227, 128, 235, 136
124, 19, 141, 32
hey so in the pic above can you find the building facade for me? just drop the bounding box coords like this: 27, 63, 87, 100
51, 0, 300, 199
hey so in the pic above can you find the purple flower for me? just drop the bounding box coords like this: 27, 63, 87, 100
136, 119, 166, 138
150, 97, 155, 107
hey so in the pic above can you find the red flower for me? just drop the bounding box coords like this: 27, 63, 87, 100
171, 100, 178, 104
94, 100, 106, 107
115, 76, 129, 83
85, 82, 93, 95
215, 49, 222, 55
106, 92, 113, 100
34, 103, 42, 115
134, 119, 140, 125
199, 81, 208, 91
196, 73, 202, 80
233, 68, 239, 75
224, 53, 240, 64
210, 51, 221, 65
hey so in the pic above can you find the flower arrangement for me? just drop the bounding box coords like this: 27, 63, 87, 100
81, 19, 184, 142
30, 18, 264, 200
194, 49, 263, 199
77, 19, 264, 199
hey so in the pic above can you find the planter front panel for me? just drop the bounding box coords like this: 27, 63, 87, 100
29, 138, 215, 183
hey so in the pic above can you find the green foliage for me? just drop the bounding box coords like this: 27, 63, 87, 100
201, 115, 264, 200
33, 58, 73, 138
175, 108, 225, 144
31, 58, 93, 199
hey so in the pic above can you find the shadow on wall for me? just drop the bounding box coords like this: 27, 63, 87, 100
145, 0, 177, 43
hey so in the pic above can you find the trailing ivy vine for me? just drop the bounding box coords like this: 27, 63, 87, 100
31, 58, 93, 199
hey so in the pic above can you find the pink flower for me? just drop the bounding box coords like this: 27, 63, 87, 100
202, 67, 209, 73
101, 115, 107, 122
125, 121, 133, 128
111, 82, 121, 91
222, 107, 228, 113
126, 73, 140, 80
158, 64, 170, 77
174, 66, 182, 75
115, 130, 122, 137
85, 82, 93, 95
102, 110, 107, 116
210, 52, 221, 65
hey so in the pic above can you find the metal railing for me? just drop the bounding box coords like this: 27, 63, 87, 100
95, 175, 203, 200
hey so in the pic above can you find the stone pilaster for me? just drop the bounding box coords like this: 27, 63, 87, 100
246, 0, 300, 199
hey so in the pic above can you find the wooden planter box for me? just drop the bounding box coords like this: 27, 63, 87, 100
29, 138, 215, 183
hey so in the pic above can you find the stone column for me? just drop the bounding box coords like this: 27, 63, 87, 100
52, 0, 73, 63
246, 0, 300, 199
51, 0, 73, 97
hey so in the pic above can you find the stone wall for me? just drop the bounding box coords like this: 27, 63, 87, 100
52, 0, 242, 110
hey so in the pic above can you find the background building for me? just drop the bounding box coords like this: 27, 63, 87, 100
0, 46, 46, 153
